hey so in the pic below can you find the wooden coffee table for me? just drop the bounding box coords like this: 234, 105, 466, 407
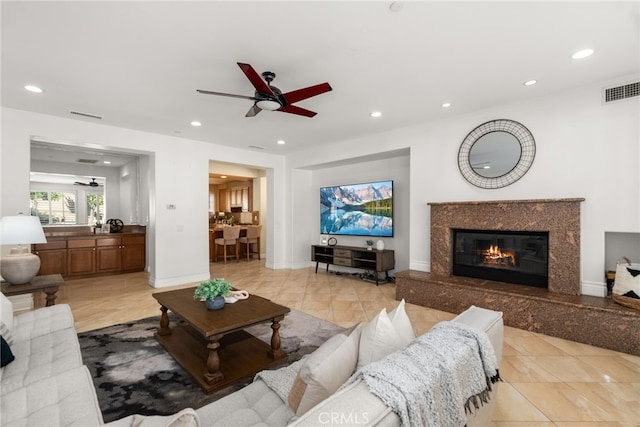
152, 287, 290, 393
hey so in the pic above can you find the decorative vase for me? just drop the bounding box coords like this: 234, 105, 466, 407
205, 296, 225, 310
376, 240, 385, 250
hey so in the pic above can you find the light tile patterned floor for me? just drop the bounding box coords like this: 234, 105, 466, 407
29, 261, 640, 426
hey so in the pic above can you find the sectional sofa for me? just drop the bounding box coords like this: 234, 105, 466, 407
0, 291, 503, 427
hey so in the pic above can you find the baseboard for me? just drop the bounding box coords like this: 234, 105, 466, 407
581, 280, 607, 297
409, 261, 429, 272
149, 272, 209, 288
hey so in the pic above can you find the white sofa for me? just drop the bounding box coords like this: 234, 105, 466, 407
0, 290, 503, 427
198, 304, 504, 427
0, 292, 104, 426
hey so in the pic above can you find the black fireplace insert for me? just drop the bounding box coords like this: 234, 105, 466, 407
452, 229, 549, 288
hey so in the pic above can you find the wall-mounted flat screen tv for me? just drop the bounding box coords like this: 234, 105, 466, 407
320, 180, 393, 237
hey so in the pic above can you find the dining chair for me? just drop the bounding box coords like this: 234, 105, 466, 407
214, 226, 241, 263
238, 225, 262, 261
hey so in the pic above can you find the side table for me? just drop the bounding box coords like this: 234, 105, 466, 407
0, 274, 64, 306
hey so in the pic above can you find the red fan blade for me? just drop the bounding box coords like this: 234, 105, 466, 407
245, 104, 262, 117
197, 89, 256, 101
282, 83, 332, 105
237, 63, 276, 96
278, 105, 317, 117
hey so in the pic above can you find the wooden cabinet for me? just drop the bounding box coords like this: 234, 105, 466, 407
121, 235, 145, 271
34, 241, 67, 276
67, 239, 96, 276
96, 237, 122, 273
33, 233, 146, 279
311, 244, 395, 285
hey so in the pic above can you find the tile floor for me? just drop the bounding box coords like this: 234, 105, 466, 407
29, 261, 640, 426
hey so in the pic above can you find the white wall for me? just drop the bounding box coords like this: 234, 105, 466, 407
304, 155, 411, 275
288, 77, 640, 296
1, 108, 287, 288
118, 159, 139, 224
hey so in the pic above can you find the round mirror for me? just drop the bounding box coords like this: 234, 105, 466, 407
469, 131, 521, 178
458, 119, 535, 188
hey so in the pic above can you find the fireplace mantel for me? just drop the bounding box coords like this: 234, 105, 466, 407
429, 198, 585, 295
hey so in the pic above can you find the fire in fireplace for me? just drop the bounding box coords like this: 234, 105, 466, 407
452, 229, 549, 288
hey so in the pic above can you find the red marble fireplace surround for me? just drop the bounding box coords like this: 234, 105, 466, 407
395, 198, 640, 355
429, 198, 584, 295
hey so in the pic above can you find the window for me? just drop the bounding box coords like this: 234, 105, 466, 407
87, 193, 105, 226
30, 191, 77, 225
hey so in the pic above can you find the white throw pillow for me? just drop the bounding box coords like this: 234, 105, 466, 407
357, 299, 415, 369
0, 292, 14, 344
288, 324, 362, 416
388, 299, 416, 346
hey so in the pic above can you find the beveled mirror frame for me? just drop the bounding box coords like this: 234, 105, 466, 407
458, 119, 535, 189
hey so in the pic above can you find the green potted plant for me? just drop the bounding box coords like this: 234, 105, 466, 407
365, 239, 374, 250
193, 278, 232, 310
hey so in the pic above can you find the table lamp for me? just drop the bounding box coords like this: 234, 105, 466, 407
0, 214, 47, 284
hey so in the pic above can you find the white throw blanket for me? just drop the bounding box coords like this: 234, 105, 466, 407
344, 321, 500, 427
254, 357, 306, 403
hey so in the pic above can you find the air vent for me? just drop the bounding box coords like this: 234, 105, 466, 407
70, 110, 103, 120
603, 81, 640, 103
77, 158, 98, 164
248, 145, 265, 150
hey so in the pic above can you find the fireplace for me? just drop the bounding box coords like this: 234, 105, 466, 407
452, 229, 548, 288
429, 198, 584, 295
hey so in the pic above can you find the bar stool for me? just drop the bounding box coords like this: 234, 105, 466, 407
214, 226, 241, 263
238, 225, 262, 261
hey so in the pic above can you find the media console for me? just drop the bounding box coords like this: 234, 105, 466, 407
311, 244, 395, 285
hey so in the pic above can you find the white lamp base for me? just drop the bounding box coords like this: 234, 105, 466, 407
1, 246, 41, 285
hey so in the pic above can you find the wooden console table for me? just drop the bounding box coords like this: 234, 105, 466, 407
1, 274, 64, 306
311, 244, 395, 285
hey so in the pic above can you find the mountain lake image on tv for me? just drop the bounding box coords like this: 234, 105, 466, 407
320, 180, 393, 237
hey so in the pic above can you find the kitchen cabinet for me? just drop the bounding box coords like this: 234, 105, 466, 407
34, 240, 67, 276
96, 237, 122, 273
121, 235, 145, 271
33, 232, 146, 279
67, 239, 96, 277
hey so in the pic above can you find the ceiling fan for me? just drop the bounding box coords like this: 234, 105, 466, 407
74, 178, 101, 187
197, 62, 332, 118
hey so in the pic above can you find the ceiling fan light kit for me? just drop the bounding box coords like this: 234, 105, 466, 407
197, 62, 332, 118
256, 99, 281, 111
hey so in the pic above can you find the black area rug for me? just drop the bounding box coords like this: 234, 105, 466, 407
78, 309, 344, 422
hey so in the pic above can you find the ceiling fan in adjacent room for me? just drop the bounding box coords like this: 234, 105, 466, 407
74, 178, 102, 187
197, 62, 332, 118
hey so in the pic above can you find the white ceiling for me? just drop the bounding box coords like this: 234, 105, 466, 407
2, 1, 639, 156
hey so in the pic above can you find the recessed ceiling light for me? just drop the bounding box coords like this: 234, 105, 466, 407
572, 48, 594, 60
370, 111, 382, 118
523, 80, 537, 86
103, 161, 111, 165
24, 85, 43, 93
441, 103, 451, 108
277, 140, 285, 145
220, 175, 227, 179
190, 121, 202, 127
